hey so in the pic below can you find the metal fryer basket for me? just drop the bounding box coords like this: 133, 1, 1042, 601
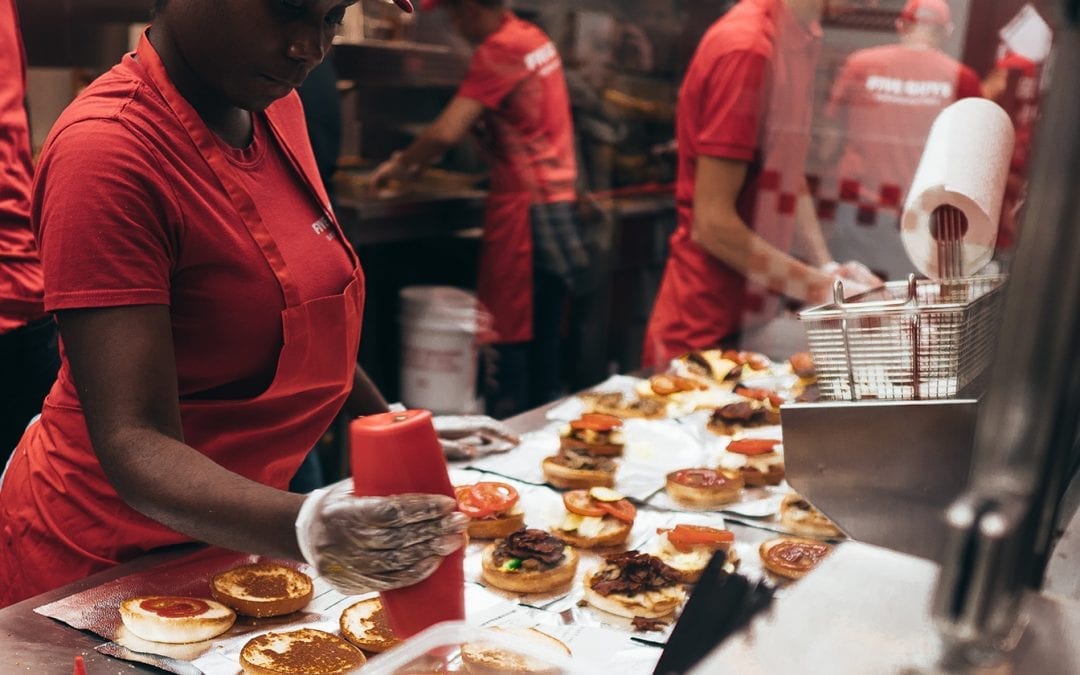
799, 275, 1007, 401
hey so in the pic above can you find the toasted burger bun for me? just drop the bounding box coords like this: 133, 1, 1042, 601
119, 596, 236, 644
759, 537, 833, 580
339, 597, 400, 654
652, 535, 740, 584
559, 436, 623, 457
665, 470, 744, 508
461, 627, 570, 675
480, 542, 579, 594
581, 569, 685, 619
240, 628, 365, 675
468, 506, 526, 540
779, 493, 843, 538
541, 457, 616, 490
552, 516, 631, 549
211, 563, 313, 618
741, 454, 785, 487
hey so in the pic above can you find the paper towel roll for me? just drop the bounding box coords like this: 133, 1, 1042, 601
901, 98, 1015, 278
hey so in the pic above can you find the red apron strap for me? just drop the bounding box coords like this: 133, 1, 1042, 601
135, 34, 303, 307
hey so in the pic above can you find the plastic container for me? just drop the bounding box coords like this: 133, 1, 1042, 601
350, 410, 465, 638
398, 286, 490, 415
360, 621, 587, 674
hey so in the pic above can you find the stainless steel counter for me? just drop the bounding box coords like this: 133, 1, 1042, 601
0, 402, 596, 672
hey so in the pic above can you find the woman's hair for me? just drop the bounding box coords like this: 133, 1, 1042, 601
151, 0, 167, 17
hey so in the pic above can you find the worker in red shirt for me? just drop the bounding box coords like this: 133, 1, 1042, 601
372, 0, 586, 419
982, 52, 1041, 254
0, 0, 60, 462
819, 0, 982, 280
0, 0, 496, 608
643, 0, 875, 367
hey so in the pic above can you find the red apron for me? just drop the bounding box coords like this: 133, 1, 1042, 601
476, 191, 533, 344
0, 37, 364, 606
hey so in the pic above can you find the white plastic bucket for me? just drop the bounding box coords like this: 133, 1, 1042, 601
399, 286, 490, 414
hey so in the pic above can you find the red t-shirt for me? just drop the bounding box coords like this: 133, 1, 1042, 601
0, 0, 45, 333
645, 0, 820, 364
457, 12, 576, 202
34, 55, 355, 402
825, 43, 983, 206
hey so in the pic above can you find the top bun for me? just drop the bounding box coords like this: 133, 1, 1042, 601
340, 596, 400, 654
240, 628, 365, 675
211, 563, 314, 618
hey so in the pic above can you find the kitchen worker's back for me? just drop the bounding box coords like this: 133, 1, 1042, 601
460, 12, 577, 205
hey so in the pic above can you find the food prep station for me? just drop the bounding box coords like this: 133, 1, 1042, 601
6, 1, 1080, 674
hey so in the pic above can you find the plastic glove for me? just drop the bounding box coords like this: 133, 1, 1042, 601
838, 261, 883, 288
432, 415, 521, 461
817, 261, 877, 302
296, 482, 468, 596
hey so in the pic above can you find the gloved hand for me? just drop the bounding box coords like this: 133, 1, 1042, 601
818, 261, 879, 302
296, 482, 468, 596
838, 261, 883, 289
433, 415, 521, 461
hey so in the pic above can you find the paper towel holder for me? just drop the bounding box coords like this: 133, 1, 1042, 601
930, 204, 970, 278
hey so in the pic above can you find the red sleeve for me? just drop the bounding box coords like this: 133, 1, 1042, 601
695, 50, 769, 161
34, 119, 179, 311
956, 65, 983, 100
457, 40, 530, 109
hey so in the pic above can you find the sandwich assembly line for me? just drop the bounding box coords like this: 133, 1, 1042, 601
2, 0, 1080, 673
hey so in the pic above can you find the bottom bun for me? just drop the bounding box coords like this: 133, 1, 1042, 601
339, 597, 400, 654
119, 596, 236, 644
480, 543, 578, 594
582, 569, 685, 619
665, 470, 744, 508
779, 494, 842, 538
468, 509, 526, 540
461, 627, 570, 675
552, 517, 631, 549
240, 628, 365, 675
759, 537, 833, 580
541, 458, 616, 490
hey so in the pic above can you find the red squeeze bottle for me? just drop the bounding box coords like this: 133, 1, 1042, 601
349, 410, 465, 638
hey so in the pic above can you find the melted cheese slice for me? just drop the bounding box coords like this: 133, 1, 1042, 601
558, 513, 620, 538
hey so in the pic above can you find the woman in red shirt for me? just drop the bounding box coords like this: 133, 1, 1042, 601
0, 0, 472, 607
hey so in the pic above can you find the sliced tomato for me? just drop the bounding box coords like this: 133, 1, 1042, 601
455, 482, 518, 518
734, 384, 773, 402
598, 499, 637, 524
721, 349, 744, 365
661, 524, 735, 552
570, 413, 623, 432
563, 489, 606, 517
726, 439, 780, 456
746, 353, 771, 371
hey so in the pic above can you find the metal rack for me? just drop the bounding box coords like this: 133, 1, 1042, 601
800, 275, 1007, 401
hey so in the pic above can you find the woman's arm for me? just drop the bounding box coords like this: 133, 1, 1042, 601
690, 155, 833, 304
58, 305, 306, 560
345, 363, 390, 417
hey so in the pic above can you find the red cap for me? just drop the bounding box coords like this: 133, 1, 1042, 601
900, 0, 951, 25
